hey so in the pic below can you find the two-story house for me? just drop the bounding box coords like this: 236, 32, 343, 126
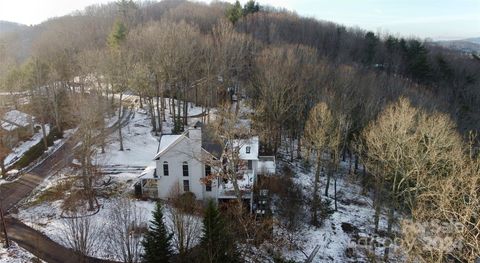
137, 122, 275, 205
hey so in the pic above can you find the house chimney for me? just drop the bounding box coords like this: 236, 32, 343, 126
188, 121, 203, 144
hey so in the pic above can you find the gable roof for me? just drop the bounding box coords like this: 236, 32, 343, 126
154, 134, 185, 160
201, 126, 222, 159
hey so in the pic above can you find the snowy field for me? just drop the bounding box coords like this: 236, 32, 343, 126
0, 241, 42, 263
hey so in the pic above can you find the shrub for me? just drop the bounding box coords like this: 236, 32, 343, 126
13, 127, 63, 170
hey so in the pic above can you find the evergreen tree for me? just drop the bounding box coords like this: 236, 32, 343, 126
142, 202, 173, 263
200, 200, 238, 263
226, 1, 243, 24
243, 0, 260, 15
107, 20, 127, 51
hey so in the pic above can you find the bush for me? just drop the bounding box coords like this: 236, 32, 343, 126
13, 127, 63, 170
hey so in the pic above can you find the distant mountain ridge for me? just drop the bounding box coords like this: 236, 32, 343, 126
435, 37, 480, 54
0, 21, 28, 36
464, 37, 480, 45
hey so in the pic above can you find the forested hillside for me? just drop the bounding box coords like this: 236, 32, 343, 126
0, 0, 479, 262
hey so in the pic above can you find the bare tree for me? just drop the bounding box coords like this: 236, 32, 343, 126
106, 198, 147, 263
303, 102, 334, 226
60, 211, 105, 258
70, 94, 106, 211
359, 97, 464, 261
166, 185, 202, 262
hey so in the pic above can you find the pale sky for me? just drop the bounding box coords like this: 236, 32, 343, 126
0, 0, 479, 40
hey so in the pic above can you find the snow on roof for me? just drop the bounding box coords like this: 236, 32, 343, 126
1, 110, 34, 131
0, 121, 18, 131
139, 165, 157, 179
235, 136, 259, 160
154, 134, 183, 160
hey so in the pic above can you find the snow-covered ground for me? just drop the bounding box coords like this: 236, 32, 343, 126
0, 241, 43, 263
15, 102, 207, 261
269, 158, 402, 263
95, 111, 159, 167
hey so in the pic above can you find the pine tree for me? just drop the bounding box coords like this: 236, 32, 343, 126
200, 200, 238, 263
226, 1, 243, 24
142, 202, 173, 263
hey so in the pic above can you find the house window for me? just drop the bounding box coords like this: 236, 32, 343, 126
182, 162, 189, 177
205, 165, 211, 176
246, 146, 251, 154
248, 160, 253, 170
206, 180, 212, 192
183, 180, 190, 192
163, 162, 169, 176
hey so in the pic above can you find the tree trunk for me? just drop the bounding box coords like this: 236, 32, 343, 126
325, 162, 332, 197
118, 93, 124, 151
148, 97, 157, 135
312, 154, 322, 226
373, 185, 381, 233
354, 154, 359, 173
183, 87, 188, 127
297, 136, 302, 159
41, 123, 48, 149
161, 94, 166, 121
177, 94, 182, 130
156, 95, 161, 133
384, 203, 395, 261
155, 79, 162, 134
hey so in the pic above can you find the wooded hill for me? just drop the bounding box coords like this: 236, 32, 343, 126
0, 1, 479, 261
1, 0, 479, 137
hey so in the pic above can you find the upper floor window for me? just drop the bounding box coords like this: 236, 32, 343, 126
246, 146, 251, 154
182, 162, 189, 177
163, 161, 169, 176
205, 165, 212, 176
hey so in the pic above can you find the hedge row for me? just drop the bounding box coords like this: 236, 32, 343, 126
13, 127, 64, 170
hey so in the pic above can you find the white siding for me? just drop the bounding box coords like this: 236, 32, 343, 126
155, 136, 217, 200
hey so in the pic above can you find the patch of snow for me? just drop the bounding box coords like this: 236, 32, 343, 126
4, 125, 50, 168
0, 241, 43, 263
274, 158, 402, 262
95, 111, 159, 167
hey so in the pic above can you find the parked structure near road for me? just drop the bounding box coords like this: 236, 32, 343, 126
0, 110, 35, 148
137, 122, 276, 207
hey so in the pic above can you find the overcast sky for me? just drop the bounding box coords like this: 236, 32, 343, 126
1, 0, 479, 40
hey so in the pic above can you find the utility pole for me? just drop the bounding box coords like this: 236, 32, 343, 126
0, 200, 10, 248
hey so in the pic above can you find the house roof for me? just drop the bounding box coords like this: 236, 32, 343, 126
153, 124, 259, 161
138, 165, 157, 179
1, 110, 34, 131
201, 126, 222, 159
154, 134, 184, 160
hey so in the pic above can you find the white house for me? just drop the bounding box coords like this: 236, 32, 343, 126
137, 122, 276, 204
